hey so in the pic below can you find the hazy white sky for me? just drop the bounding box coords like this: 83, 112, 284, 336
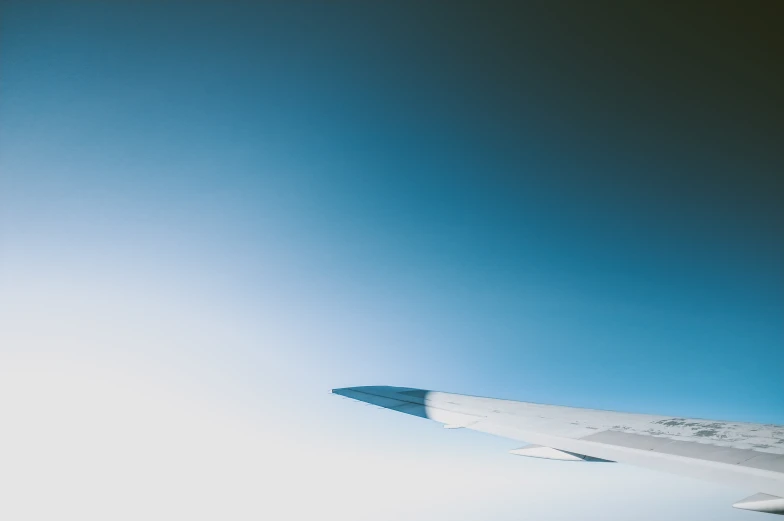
0, 261, 757, 521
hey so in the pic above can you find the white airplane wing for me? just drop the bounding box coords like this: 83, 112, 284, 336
332, 386, 784, 515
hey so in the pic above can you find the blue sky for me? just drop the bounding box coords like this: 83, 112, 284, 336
1, 2, 782, 520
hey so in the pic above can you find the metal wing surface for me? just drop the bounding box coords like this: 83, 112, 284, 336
333, 386, 784, 515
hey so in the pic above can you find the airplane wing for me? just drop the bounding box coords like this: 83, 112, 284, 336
332, 386, 784, 515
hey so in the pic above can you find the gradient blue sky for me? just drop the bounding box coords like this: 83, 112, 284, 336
1, 2, 782, 520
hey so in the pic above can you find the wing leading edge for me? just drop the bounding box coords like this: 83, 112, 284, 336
332, 386, 784, 515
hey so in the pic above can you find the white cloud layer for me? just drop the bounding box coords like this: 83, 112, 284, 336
0, 263, 751, 521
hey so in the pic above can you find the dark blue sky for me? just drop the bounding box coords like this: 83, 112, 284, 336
0, 3, 782, 518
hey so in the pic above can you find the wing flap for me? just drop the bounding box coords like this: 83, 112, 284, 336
509, 445, 612, 462
734, 493, 784, 514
